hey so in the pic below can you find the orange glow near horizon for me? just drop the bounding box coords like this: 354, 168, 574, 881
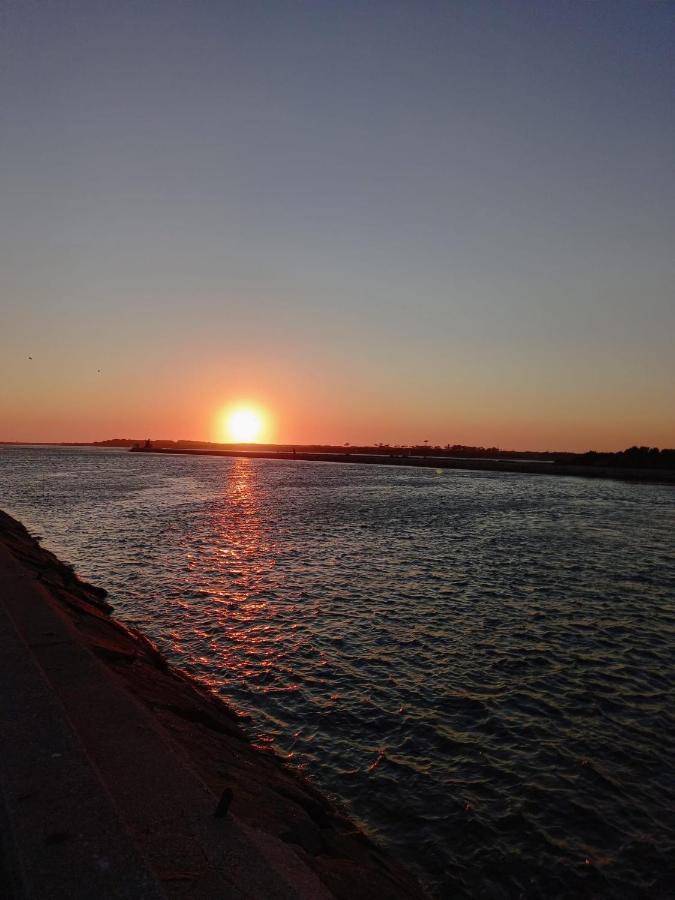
3, 363, 674, 452
217, 405, 268, 444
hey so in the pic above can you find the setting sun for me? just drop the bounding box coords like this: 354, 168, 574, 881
224, 407, 265, 443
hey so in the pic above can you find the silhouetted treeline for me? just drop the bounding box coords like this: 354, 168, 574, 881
567, 446, 675, 470
95, 439, 557, 458
93, 439, 675, 470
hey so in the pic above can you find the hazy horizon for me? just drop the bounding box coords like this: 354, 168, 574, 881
2, 2, 674, 451
2, 434, 674, 456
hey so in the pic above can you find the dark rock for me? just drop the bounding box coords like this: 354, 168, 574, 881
214, 787, 233, 818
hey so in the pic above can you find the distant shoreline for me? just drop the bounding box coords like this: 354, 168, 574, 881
2, 441, 673, 484
130, 446, 675, 485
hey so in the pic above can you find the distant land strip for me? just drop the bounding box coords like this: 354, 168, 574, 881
130, 446, 675, 485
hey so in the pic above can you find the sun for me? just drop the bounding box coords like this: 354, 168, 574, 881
225, 407, 264, 443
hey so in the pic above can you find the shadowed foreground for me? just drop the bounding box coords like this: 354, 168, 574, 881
0, 509, 424, 899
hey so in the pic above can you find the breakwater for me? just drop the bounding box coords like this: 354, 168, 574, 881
130, 446, 675, 484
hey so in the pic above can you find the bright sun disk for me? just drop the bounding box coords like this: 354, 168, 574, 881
226, 407, 264, 443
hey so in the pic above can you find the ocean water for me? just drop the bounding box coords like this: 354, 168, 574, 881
1, 446, 674, 899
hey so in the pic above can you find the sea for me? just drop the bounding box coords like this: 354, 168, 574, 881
1, 445, 673, 899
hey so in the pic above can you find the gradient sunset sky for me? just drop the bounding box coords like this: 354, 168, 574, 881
2, 1, 674, 450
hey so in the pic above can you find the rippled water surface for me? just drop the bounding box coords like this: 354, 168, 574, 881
2, 447, 674, 898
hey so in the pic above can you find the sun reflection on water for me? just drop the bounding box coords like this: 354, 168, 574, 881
181, 458, 298, 703
209, 456, 272, 597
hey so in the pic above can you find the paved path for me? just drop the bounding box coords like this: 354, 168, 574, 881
0, 543, 333, 899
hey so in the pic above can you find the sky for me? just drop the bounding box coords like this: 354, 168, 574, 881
1, 1, 674, 451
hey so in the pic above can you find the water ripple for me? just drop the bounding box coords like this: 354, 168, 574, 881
2, 446, 674, 898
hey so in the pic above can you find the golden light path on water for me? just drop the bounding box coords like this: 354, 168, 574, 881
177, 459, 308, 757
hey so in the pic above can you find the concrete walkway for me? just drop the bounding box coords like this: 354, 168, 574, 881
0, 543, 333, 899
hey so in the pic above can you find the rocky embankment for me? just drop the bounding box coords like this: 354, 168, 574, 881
0, 509, 425, 899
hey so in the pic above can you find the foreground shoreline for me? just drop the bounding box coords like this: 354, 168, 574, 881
0, 509, 425, 898
130, 446, 675, 485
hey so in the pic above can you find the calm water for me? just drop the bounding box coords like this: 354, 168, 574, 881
2, 446, 674, 898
